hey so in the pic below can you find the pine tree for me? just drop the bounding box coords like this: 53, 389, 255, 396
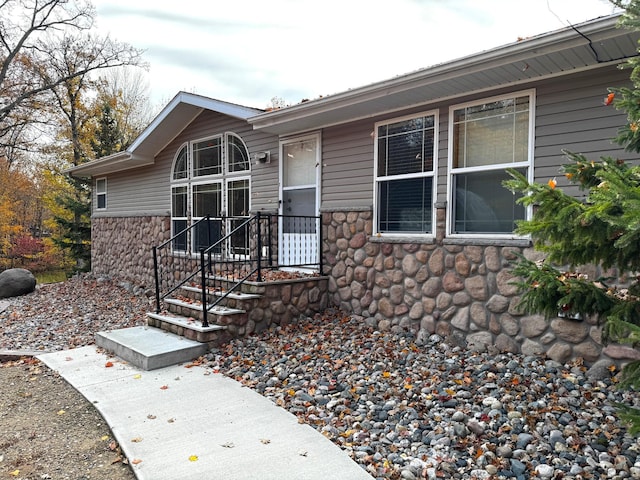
50, 174, 92, 271
91, 100, 123, 158
504, 1, 640, 434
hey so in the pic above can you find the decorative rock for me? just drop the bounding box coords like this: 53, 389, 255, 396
586, 360, 615, 381
494, 333, 518, 353
535, 464, 554, 478
0, 268, 36, 298
516, 433, 534, 449
467, 332, 493, 351
546, 342, 572, 363
521, 339, 545, 356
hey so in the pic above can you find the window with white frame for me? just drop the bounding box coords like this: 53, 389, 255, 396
95, 178, 107, 210
449, 91, 533, 235
170, 133, 250, 254
374, 112, 437, 234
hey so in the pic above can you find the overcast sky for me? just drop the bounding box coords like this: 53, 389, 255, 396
91, 0, 620, 110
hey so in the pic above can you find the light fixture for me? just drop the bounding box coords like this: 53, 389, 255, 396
254, 151, 270, 164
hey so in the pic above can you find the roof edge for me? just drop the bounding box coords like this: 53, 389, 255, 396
248, 13, 626, 130
66, 152, 153, 177
129, 92, 263, 152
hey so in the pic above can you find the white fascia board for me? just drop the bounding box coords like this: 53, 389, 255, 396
128, 91, 263, 153
65, 152, 153, 177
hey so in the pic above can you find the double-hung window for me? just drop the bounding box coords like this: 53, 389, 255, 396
95, 178, 107, 210
374, 112, 437, 235
449, 90, 533, 235
170, 133, 250, 254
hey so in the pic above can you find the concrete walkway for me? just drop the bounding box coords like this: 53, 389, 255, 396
38, 346, 374, 480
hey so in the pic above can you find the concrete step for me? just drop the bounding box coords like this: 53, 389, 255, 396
145, 311, 226, 332
95, 326, 209, 371
181, 285, 261, 300
146, 312, 229, 346
164, 297, 246, 315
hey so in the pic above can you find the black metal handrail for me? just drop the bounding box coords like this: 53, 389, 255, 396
152, 212, 322, 326
152, 215, 213, 313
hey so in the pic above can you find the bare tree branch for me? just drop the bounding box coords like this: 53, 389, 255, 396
0, 0, 146, 168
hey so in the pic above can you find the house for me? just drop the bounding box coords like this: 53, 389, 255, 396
70, 13, 640, 364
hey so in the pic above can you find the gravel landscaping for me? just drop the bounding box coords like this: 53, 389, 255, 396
207, 310, 640, 479
1, 275, 640, 479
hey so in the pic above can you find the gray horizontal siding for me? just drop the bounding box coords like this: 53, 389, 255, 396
533, 66, 636, 199
95, 110, 280, 217
534, 68, 631, 164
96, 63, 639, 220
317, 64, 637, 211
436, 110, 449, 204
241, 123, 279, 213
321, 119, 375, 209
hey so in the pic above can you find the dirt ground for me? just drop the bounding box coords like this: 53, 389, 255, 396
0, 358, 135, 480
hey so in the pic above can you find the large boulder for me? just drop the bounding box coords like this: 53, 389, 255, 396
0, 268, 37, 298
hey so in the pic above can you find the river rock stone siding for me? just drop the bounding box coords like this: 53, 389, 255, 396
92, 216, 169, 289
322, 208, 636, 365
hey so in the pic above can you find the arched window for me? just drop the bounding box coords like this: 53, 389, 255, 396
172, 145, 188, 180
170, 134, 251, 254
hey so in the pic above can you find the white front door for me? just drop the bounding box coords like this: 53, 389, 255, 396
280, 134, 320, 269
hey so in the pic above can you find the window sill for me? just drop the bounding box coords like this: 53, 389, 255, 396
370, 234, 436, 245
443, 237, 532, 247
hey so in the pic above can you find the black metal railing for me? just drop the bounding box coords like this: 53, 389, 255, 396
152, 213, 322, 326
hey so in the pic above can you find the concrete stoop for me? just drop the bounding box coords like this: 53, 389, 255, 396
95, 326, 208, 370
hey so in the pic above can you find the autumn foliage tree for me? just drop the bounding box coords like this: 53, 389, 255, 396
504, 1, 640, 433
0, 0, 147, 272
0, 158, 49, 269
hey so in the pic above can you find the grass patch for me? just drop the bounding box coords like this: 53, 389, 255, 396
35, 270, 69, 284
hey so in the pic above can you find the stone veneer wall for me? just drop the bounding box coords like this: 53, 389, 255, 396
92, 216, 170, 289
323, 208, 639, 365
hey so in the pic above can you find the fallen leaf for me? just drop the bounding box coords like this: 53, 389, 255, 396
189, 455, 199, 462
101, 435, 110, 441
167, 418, 175, 423
105, 361, 114, 368
109, 440, 118, 451
133, 374, 142, 379
604, 92, 615, 105
160, 385, 169, 390
57, 409, 65, 415
131, 459, 143, 465
9, 469, 19, 476
131, 437, 143, 443
260, 438, 271, 444
298, 449, 308, 457
147, 414, 157, 420
221, 442, 235, 448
